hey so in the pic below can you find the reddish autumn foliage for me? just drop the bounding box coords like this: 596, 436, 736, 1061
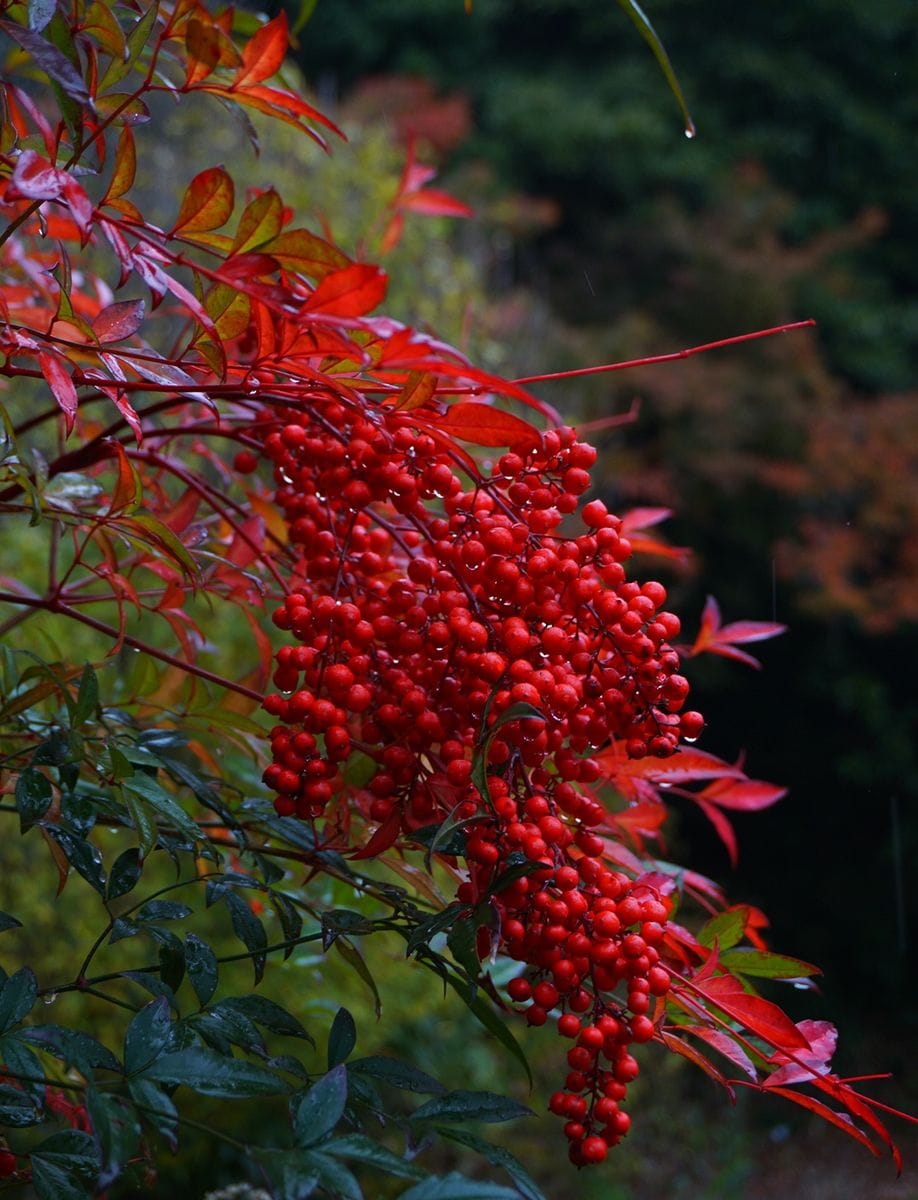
0, 0, 915, 1192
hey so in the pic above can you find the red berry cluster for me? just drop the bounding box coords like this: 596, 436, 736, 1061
244, 392, 703, 1159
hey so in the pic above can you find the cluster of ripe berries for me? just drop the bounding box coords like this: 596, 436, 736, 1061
242, 392, 702, 1161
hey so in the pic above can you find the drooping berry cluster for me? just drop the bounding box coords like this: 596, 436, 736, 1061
244, 391, 703, 1160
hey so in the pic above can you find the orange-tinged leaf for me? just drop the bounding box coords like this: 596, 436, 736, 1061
171, 166, 235, 236
84, 0, 128, 59
233, 11, 288, 89
231, 189, 283, 255
203, 282, 252, 341
302, 263, 388, 317
39, 350, 79, 434
105, 438, 142, 513
395, 370, 437, 411
92, 298, 145, 343
437, 401, 540, 449
398, 187, 473, 218
184, 16, 238, 85
261, 227, 349, 280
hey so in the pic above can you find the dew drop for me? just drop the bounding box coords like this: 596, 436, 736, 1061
684, 123, 696, 140
43, 992, 58, 1006
683, 735, 698, 744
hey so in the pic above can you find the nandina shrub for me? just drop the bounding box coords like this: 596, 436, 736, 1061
0, 2, 913, 1196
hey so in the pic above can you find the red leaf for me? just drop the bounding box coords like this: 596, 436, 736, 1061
765, 1020, 837, 1087
39, 351, 79, 434
399, 188, 473, 218
690, 595, 786, 668
350, 807, 402, 860
92, 299, 145, 343
105, 439, 141, 514
302, 264, 388, 317
233, 12, 289, 89
171, 167, 235, 236
698, 777, 787, 812
681, 1026, 758, 1081
437, 401, 541, 449
765, 1087, 882, 1157
658, 1030, 732, 1092
693, 796, 739, 867
698, 976, 811, 1051
7, 148, 66, 200
394, 371, 437, 412
605, 746, 745, 787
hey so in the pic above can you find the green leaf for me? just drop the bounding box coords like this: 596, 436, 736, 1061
411, 1091, 533, 1126
398, 1173, 522, 1200
293, 1149, 362, 1200
124, 997, 174, 1075
719, 949, 821, 979
327, 1007, 356, 1069
121, 774, 202, 848
0, 911, 23, 934
185, 933, 218, 1006
0, 968, 37, 1034
73, 665, 99, 726
324, 1133, 425, 1180
85, 1089, 141, 1189
106, 848, 142, 900
697, 909, 747, 951
127, 1078, 178, 1150
348, 1056, 445, 1096
437, 1128, 546, 1200
269, 892, 303, 960
15, 766, 52, 828
293, 1064, 348, 1147
121, 785, 156, 858
141, 1048, 289, 1097
447, 915, 481, 984
615, 0, 695, 137
321, 908, 376, 950
472, 702, 544, 806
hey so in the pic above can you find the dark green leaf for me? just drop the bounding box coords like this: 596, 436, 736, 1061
185, 933, 218, 1006
324, 1133, 425, 1180
0, 1033, 45, 1099
348, 1056, 445, 1096
48, 829, 107, 894
270, 891, 303, 958
332, 940, 381, 1019
106, 848, 142, 900
140, 1048, 289, 1097
293, 1064, 348, 1147
194, 1007, 264, 1056
0, 911, 22, 934
136, 900, 192, 922
398, 1173, 522, 1200
0, 1082, 43, 1126
294, 1150, 362, 1200
15, 766, 52, 827
124, 996, 174, 1075
224, 891, 267, 983
0, 968, 37, 1034
321, 908, 376, 951
485, 853, 545, 897
327, 1007, 356, 1069
30, 1130, 97, 1200
73, 665, 98, 726
405, 904, 462, 957
122, 972, 177, 1006
411, 1090, 532, 1126
220, 995, 311, 1041
127, 1079, 178, 1150
437, 1128, 546, 1200
85, 1089, 141, 1189
21, 1025, 120, 1074
447, 916, 481, 984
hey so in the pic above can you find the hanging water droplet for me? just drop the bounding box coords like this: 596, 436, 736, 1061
684, 123, 697, 140
683, 735, 698, 744
43, 992, 58, 1006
